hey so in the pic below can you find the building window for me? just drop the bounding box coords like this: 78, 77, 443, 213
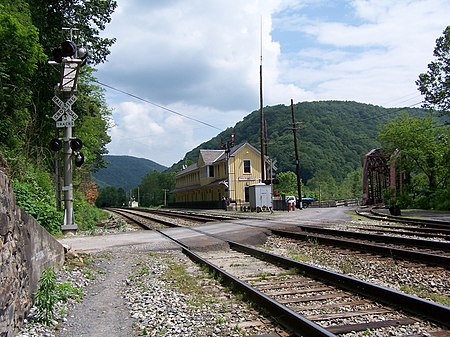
208, 165, 214, 177
244, 186, 249, 202
243, 160, 251, 174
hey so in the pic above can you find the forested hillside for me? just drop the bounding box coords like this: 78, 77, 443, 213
93, 155, 167, 191
171, 101, 423, 188
0, 0, 118, 234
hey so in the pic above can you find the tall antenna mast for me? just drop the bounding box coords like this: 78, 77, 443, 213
259, 16, 265, 182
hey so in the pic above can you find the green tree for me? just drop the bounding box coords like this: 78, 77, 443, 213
378, 113, 450, 208
338, 167, 362, 199
23, 0, 117, 165
416, 26, 450, 114
139, 171, 176, 207
73, 68, 112, 173
96, 186, 126, 207
0, 1, 45, 152
304, 170, 338, 200
275, 171, 298, 196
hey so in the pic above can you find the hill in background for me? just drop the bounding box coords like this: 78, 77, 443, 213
95, 101, 424, 194
170, 101, 423, 185
93, 155, 167, 191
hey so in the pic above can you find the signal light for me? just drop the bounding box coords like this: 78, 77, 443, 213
74, 152, 85, 167
49, 138, 62, 151
51, 41, 88, 65
70, 138, 83, 152
52, 48, 64, 63
61, 41, 77, 57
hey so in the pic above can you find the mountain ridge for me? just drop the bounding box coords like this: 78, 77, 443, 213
95, 101, 424, 192
93, 155, 167, 191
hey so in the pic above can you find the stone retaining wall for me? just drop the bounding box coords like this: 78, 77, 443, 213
0, 171, 65, 336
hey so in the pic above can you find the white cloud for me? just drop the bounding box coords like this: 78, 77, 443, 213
95, 0, 450, 166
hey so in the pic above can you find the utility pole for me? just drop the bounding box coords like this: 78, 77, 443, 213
259, 57, 265, 182
49, 28, 87, 233
222, 133, 234, 206
290, 99, 303, 209
162, 189, 169, 207
259, 19, 265, 182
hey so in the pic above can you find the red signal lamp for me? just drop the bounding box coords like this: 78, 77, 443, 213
70, 138, 83, 152
49, 138, 62, 151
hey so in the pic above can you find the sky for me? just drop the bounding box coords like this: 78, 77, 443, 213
95, 0, 450, 167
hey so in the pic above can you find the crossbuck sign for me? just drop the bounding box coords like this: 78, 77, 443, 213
52, 95, 78, 128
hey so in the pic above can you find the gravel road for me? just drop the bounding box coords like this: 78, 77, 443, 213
54, 251, 137, 337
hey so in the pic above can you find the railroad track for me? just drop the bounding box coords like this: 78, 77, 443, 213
111, 207, 450, 267
357, 208, 450, 230
107, 209, 450, 336
268, 227, 450, 268
196, 243, 449, 336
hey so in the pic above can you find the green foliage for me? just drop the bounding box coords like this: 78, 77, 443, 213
56, 281, 82, 302
33, 268, 58, 325
275, 171, 298, 196
12, 173, 62, 235
0, 1, 45, 151
74, 68, 112, 173
338, 167, 363, 199
96, 185, 127, 207
378, 113, 450, 209
73, 193, 107, 231
34, 268, 82, 326
93, 155, 168, 192
303, 170, 339, 200
138, 171, 176, 207
416, 26, 450, 114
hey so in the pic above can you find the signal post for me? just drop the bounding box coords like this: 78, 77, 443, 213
49, 28, 87, 233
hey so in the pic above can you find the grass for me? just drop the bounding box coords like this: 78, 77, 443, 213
163, 261, 204, 295
400, 285, 450, 306
338, 258, 358, 274
287, 248, 311, 262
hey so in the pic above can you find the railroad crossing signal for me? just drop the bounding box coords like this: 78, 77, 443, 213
48, 28, 88, 233
52, 95, 78, 128
52, 95, 77, 120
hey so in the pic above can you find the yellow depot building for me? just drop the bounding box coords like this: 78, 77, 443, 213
172, 142, 269, 209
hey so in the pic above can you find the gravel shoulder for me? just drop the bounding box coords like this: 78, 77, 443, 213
20, 207, 449, 337
16, 207, 356, 337
54, 251, 137, 337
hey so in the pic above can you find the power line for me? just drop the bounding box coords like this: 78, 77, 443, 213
380, 92, 422, 106
346, 101, 424, 126
94, 80, 224, 131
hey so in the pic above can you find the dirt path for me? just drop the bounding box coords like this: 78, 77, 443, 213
55, 251, 137, 337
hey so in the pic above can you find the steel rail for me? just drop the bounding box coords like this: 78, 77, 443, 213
108, 208, 179, 229
229, 241, 450, 328
358, 209, 450, 229
355, 224, 450, 237
109, 209, 450, 334
270, 229, 450, 268
148, 208, 237, 222
296, 225, 450, 251
181, 244, 336, 337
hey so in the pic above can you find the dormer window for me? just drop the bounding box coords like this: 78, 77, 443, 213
208, 165, 214, 177
243, 160, 251, 174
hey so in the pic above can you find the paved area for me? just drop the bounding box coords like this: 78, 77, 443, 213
58, 207, 355, 253
59, 206, 450, 253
